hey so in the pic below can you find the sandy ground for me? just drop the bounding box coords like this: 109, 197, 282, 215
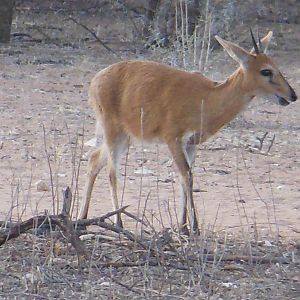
0, 11, 299, 241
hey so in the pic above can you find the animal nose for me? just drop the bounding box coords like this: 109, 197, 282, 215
290, 88, 297, 102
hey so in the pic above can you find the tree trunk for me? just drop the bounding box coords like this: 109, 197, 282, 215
0, 0, 15, 43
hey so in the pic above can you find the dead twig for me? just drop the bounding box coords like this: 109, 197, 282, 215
256, 132, 268, 151
66, 17, 121, 58
186, 253, 289, 265
62, 186, 72, 217
122, 209, 150, 228
58, 187, 88, 258
266, 133, 275, 153
74, 205, 129, 230
110, 276, 146, 297
52, 215, 88, 258
91, 220, 149, 249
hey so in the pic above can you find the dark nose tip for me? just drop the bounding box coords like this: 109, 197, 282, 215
290, 88, 297, 102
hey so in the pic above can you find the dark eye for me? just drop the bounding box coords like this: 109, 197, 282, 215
260, 69, 273, 77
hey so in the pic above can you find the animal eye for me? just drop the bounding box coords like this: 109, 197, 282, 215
260, 69, 273, 77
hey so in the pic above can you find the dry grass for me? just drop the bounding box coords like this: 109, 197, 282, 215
0, 218, 299, 299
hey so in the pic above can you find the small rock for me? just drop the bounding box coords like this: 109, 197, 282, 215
36, 180, 49, 192
57, 173, 66, 178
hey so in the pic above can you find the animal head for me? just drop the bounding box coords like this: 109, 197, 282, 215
215, 30, 297, 106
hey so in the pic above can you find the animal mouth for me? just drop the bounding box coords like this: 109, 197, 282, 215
276, 95, 290, 106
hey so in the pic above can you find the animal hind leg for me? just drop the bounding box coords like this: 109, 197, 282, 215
106, 133, 129, 227
184, 132, 200, 168
79, 144, 108, 219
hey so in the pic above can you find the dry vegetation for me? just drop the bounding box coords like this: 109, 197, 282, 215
0, 0, 299, 299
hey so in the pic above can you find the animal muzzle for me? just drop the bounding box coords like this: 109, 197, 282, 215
290, 87, 298, 102
277, 86, 297, 106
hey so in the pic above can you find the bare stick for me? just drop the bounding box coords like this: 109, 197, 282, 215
179, 0, 186, 67
66, 17, 121, 58
204, 12, 212, 69
76, 205, 130, 226
266, 133, 275, 154
42, 124, 56, 214
256, 132, 268, 151
61, 186, 72, 216
122, 210, 150, 228
60, 187, 88, 258
53, 215, 88, 258
190, 253, 289, 264
89, 221, 148, 249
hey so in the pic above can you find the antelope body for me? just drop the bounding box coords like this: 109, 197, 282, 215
79, 31, 297, 234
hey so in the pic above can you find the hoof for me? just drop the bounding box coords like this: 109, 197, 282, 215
191, 220, 200, 236
191, 227, 200, 236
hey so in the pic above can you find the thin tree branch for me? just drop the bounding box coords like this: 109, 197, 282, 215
66, 17, 121, 58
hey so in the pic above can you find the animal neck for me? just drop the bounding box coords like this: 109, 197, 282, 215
200, 68, 255, 140
217, 67, 252, 96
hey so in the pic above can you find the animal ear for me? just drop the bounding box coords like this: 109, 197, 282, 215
260, 31, 273, 53
215, 35, 252, 69
250, 31, 273, 54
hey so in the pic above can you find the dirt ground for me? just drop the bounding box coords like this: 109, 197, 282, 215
0, 5, 299, 299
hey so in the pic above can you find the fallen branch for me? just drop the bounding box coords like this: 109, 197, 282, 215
0, 201, 147, 251
0, 214, 53, 246
0, 211, 88, 257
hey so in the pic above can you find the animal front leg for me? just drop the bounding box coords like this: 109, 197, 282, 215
185, 136, 200, 235
108, 164, 123, 228
186, 171, 199, 235
168, 139, 199, 235
179, 182, 189, 235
